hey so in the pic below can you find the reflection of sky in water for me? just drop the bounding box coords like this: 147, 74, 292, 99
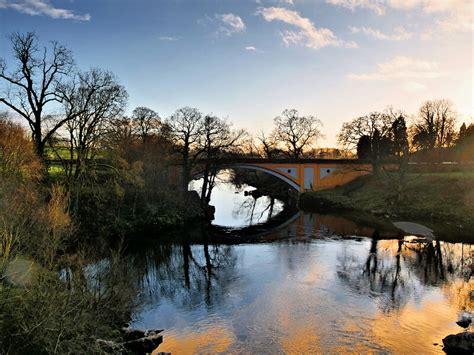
131, 236, 472, 354
190, 170, 284, 228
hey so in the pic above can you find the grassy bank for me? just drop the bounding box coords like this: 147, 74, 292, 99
299, 171, 474, 241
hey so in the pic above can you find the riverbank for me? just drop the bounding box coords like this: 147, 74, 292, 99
299, 171, 474, 243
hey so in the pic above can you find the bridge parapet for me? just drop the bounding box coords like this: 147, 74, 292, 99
193, 159, 372, 192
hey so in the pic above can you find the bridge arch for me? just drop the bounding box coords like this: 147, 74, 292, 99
191, 164, 300, 191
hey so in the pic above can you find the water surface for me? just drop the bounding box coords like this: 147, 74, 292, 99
130, 173, 472, 353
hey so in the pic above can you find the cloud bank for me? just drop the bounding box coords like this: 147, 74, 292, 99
327, 0, 473, 33
348, 55, 446, 92
258, 7, 357, 49
0, 0, 91, 21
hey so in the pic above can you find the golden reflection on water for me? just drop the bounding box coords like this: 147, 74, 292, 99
151, 240, 472, 354
154, 325, 235, 354
369, 299, 462, 353
280, 326, 320, 353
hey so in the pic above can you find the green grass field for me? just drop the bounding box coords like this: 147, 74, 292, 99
300, 170, 474, 233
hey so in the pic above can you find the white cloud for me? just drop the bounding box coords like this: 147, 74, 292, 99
0, 0, 90, 21
159, 36, 180, 41
348, 55, 445, 92
245, 46, 257, 51
348, 56, 443, 81
216, 13, 246, 36
256, 0, 295, 5
386, 0, 422, 11
325, 0, 386, 15
328, 0, 473, 33
392, 0, 473, 33
257, 7, 357, 49
349, 26, 413, 40
432, 1, 473, 33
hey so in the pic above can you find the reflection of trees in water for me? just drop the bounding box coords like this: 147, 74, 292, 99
124, 243, 238, 311
63, 245, 144, 326
337, 237, 472, 314
232, 195, 277, 226
337, 238, 413, 313
402, 241, 471, 286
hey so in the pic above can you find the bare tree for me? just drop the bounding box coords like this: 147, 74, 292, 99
167, 107, 204, 196
59, 69, 128, 180
412, 99, 457, 150
256, 131, 278, 158
0, 32, 75, 157
272, 109, 322, 159
198, 115, 246, 205
131, 106, 160, 142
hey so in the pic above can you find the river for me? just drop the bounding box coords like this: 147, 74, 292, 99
129, 171, 472, 354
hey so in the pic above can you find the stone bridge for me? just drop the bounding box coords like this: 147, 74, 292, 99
193, 158, 372, 192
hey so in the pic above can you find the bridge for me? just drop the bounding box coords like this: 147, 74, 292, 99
194, 159, 372, 192
47, 157, 373, 192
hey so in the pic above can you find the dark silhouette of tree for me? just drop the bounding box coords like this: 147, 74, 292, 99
256, 131, 279, 158
356, 135, 372, 159
272, 109, 323, 159
104, 116, 134, 154
455, 121, 474, 161
59, 69, 127, 180
338, 112, 394, 156
392, 115, 409, 159
338, 111, 395, 172
167, 107, 204, 197
412, 99, 457, 150
391, 114, 410, 203
458, 122, 467, 139
198, 115, 246, 206
131, 106, 161, 142
0, 32, 75, 157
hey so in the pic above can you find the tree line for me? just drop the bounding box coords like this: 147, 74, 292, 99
1, 32, 473, 206
338, 100, 473, 164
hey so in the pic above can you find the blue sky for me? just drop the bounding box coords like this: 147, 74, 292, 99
0, 0, 472, 146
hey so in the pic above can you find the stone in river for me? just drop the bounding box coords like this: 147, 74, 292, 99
456, 313, 473, 329
442, 332, 473, 354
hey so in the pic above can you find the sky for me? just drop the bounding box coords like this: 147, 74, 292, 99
0, 0, 473, 146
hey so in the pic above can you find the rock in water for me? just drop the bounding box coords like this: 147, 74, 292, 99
457, 319, 471, 328
456, 313, 473, 329
442, 332, 474, 354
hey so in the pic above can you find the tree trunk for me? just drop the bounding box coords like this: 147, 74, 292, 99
200, 163, 210, 207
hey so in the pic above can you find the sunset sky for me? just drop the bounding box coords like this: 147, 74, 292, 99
0, 0, 472, 146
